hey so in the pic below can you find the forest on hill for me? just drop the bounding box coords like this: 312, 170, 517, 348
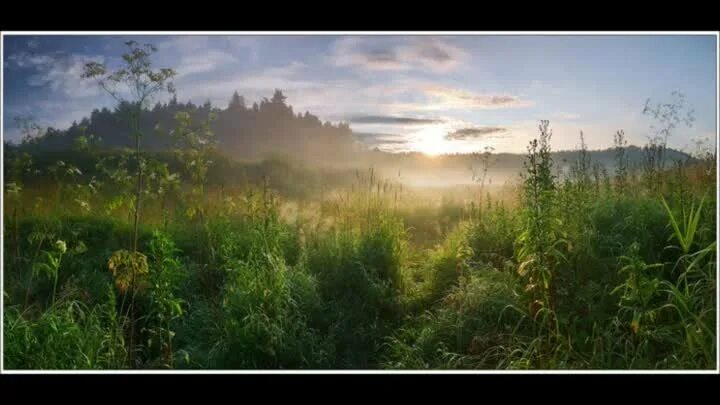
11, 89, 358, 163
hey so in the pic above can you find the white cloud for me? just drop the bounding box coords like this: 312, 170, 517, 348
388, 85, 534, 112
29, 54, 105, 98
176, 61, 317, 103
158, 36, 260, 69
175, 50, 237, 78
8, 51, 105, 98
7, 52, 55, 68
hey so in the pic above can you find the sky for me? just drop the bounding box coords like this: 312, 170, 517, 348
2, 34, 717, 155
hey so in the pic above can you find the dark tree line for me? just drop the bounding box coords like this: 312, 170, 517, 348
13, 89, 357, 161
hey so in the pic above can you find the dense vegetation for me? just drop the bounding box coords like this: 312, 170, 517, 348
3, 42, 716, 370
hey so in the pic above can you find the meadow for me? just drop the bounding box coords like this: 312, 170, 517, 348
2, 40, 716, 371
3, 120, 716, 370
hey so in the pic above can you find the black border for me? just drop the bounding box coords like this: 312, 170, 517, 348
1, 374, 718, 399
1, 3, 720, 31
1, 4, 718, 395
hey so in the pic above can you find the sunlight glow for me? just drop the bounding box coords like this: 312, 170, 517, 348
409, 124, 498, 156
410, 125, 456, 156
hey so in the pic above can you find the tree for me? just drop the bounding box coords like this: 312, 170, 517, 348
228, 91, 246, 111
271, 89, 287, 105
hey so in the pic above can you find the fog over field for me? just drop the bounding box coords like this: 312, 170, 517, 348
3, 33, 716, 371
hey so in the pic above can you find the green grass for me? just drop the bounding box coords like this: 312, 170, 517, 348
3, 144, 716, 370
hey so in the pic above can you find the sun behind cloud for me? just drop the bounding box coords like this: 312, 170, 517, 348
409, 124, 494, 156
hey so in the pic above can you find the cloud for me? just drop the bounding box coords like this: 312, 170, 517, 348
174, 50, 237, 78
366, 81, 534, 113
353, 132, 409, 144
444, 127, 508, 140
330, 37, 467, 73
154, 36, 241, 79
175, 61, 320, 105
29, 55, 105, 98
158, 36, 260, 66
353, 132, 411, 152
418, 86, 534, 110
6, 52, 55, 68
262, 61, 307, 77
8, 51, 105, 98
347, 115, 444, 125
27, 38, 40, 49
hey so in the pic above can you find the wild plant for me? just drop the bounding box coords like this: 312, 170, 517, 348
661, 193, 705, 255
107, 248, 149, 365
29, 239, 67, 308
570, 131, 592, 193
470, 146, 496, 218
516, 120, 565, 326
170, 110, 218, 221
640, 91, 695, 191
47, 160, 83, 211
142, 231, 185, 368
5, 150, 32, 266
611, 243, 664, 342
613, 130, 629, 194
82, 40, 176, 253
83, 42, 175, 365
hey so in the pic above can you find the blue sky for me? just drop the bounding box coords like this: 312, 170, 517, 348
3, 34, 717, 154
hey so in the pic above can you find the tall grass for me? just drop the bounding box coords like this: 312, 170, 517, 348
3, 120, 716, 370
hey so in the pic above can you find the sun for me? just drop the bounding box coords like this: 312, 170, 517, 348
410, 126, 455, 156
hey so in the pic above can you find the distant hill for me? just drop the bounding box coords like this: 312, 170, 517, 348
343, 147, 693, 187
351, 146, 691, 169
